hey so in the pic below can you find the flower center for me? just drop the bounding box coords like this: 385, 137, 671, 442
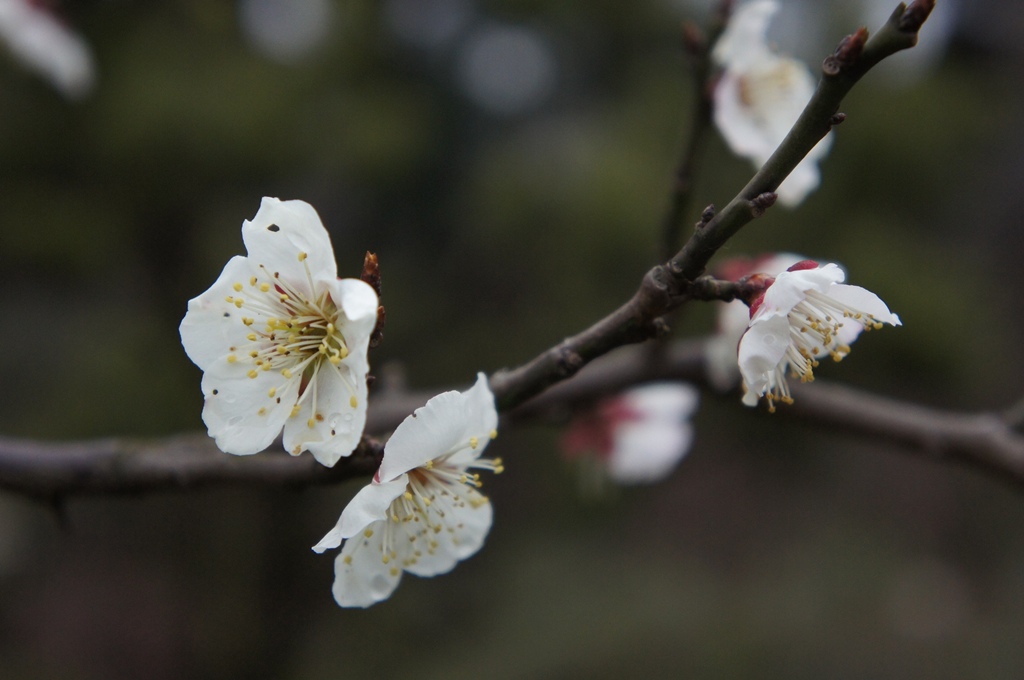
753, 289, 890, 413
356, 434, 502, 574
784, 289, 888, 381
222, 253, 357, 425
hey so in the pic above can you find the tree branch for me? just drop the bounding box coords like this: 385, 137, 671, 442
6, 337, 1024, 498
787, 381, 1024, 486
0, 433, 381, 501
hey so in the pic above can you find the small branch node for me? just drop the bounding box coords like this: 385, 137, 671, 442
361, 252, 386, 348
360, 251, 382, 296
556, 346, 586, 378
695, 203, 716, 230
690, 275, 741, 303
899, 0, 936, 33
736, 273, 775, 305
823, 28, 869, 76
651, 317, 672, 338
749, 192, 777, 218
830, 112, 847, 127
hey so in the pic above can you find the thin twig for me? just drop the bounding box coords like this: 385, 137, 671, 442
659, 0, 733, 260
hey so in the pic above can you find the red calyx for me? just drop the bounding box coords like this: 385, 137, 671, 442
786, 260, 819, 272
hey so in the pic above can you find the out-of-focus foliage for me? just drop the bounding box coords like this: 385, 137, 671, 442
2, 0, 1023, 678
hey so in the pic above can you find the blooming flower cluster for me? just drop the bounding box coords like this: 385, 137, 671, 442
182, 199, 504, 607
711, 0, 830, 206
313, 374, 502, 607
738, 260, 901, 410
180, 197, 379, 467
561, 383, 699, 486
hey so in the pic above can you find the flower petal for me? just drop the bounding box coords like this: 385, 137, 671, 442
331, 519, 403, 608
313, 475, 409, 552
403, 488, 493, 578
758, 263, 844, 318
179, 256, 260, 370
378, 373, 497, 482
327, 278, 380, 331
825, 283, 902, 327
738, 314, 791, 396
241, 197, 338, 288
200, 363, 301, 456
711, 0, 778, 69
281, 357, 367, 465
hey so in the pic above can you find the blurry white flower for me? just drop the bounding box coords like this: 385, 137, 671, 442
314, 374, 502, 608
561, 383, 699, 485
0, 0, 95, 98
179, 197, 378, 466
738, 260, 901, 410
712, 0, 830, 206
705, 252, 806, 392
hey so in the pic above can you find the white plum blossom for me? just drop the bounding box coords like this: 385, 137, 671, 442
313, 373, 502, 608
712, 0, 830, 207
738, 260, 901, 411
180, 197, 379, 466
0, 0, 95, 98
561, 383, 699, 485
705, 252, 806, 392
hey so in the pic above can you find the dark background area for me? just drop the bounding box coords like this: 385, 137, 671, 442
2, 0, 1023, 677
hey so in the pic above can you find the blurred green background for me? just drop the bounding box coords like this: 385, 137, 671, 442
3, 0, 1024, 678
